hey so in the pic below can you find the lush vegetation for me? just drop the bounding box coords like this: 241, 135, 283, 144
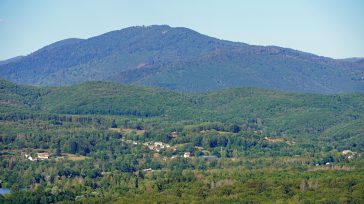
0, 79, 363, 203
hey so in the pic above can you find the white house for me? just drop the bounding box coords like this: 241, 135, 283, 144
171, 131, 178, 138
154, 142, 164, 148
184, 152, 191, 158
28, 156, 36, 161
37, 153, 49, 160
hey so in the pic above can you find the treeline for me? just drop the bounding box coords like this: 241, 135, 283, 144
1, 164, 364, 203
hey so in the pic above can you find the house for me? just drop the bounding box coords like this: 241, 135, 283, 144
195, 146, 204, 151
342, 150, 357, 159
143, 168, 152, 172
37, 153, 49, 160
171, 131, 178, 138
28, 156, 36, 161
184, 152, 191, 158
154, 142, 164, 148
147, 145, 155, 151
25, 154, 36, 161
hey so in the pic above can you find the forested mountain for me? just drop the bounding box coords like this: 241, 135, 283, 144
0, 56, 24, 66
0, 25, 363, 93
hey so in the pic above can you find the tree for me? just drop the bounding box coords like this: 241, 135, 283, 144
111, 120, 118, 128
70, 141, 78, 154
231, 124, 241, 133
54, 140, 61, 156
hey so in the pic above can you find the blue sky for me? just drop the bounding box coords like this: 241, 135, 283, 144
0, 0, 363, 60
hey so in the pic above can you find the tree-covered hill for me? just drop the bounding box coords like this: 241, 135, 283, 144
0, 25, 363, 93
1, 79, 364, 203
1, 79, 363, 151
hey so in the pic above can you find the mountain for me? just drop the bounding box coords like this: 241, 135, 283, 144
0, 25, 363, 93
0, 55, 24, 66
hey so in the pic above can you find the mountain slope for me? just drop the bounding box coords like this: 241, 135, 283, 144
0, 78, 44, 113
0, 25, 363, 93
0, 56, 24, 66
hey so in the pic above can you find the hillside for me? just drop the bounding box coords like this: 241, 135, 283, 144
1, 79, 363, 151
1, 79, 364, 203
0, 25, 363, 93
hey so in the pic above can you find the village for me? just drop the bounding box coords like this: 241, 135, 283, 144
116, 129, 201, 159
122, 137, 193, 159
24, 152, 50, 161
21, 130, 221, 165
22, 129, 359, 170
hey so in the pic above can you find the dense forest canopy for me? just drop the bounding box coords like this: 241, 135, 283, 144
0, 78, 363, 203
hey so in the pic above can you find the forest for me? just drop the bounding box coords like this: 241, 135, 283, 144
0, 78, 363, 203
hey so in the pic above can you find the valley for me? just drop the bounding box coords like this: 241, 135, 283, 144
1, 1, 364, 203
0, 79, 363, 203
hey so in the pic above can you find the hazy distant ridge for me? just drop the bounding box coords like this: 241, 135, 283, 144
0, 25, 363, 93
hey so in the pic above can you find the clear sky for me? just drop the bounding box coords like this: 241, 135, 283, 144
0, 0, 363, 60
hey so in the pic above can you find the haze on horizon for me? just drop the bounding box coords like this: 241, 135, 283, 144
0, 0, 363, 60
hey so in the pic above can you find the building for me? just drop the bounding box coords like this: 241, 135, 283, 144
37, 153, 50, 160
195, 146, 204, 151
342, 150, 357, 159
154, 142, 164, 148
28, 156, 36, 161
25, 154, 37, 161
184, 152, 191, 158
171, 131, 178, 138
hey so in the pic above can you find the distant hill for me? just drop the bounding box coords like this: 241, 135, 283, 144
1, 78, 364, 150
0, 25, 363, 93
0, 55, 24, 66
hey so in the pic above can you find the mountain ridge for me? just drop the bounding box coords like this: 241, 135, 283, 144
0, 25, 363, 93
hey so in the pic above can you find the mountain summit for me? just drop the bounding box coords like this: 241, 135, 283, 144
0, 25, 363, 93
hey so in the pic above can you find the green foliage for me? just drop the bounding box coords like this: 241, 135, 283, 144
1, 79, 364, 203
